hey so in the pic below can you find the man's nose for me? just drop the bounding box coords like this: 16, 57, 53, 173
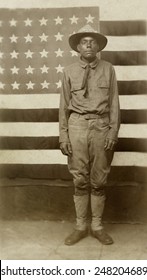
86, 41, 92, 48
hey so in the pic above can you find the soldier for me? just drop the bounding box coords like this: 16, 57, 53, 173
59, 25, 120, 245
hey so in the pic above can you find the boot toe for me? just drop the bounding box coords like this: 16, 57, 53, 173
91, 229, 114, 245
64, 229, 88, 246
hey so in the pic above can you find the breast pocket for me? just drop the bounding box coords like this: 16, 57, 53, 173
71, 83, 86, 97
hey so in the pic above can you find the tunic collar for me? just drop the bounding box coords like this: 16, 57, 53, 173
79, 56, 99, 69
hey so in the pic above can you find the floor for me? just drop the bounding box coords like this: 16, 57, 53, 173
1, 220, 147, 260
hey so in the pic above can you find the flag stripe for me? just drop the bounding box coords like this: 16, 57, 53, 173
0, 150, 146, 166
100, 21, 147, 36
105, 36, 146, 51
0, 137, 146, 152
0, 123, 146, 138
0, 109, 146, 123
101, 51, 147, 65
0, 94, 147, 109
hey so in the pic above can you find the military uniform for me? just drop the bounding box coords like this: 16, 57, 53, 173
59, 25, 120, 245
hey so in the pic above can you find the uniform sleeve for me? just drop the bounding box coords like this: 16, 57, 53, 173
59, 70, 71, 143
107, 66, 121, 142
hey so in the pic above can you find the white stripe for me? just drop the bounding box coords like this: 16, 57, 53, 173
0, 150, 146, 166
114, 66, 147, 81
119, 95, 147, 110
0, 123, 147, 138
0, 94, 60, 109
105, 36, 147, 51
1, 93, 147, 110
0, 0, 146, 21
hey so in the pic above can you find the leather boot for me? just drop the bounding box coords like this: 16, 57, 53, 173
64, 194, 89, 245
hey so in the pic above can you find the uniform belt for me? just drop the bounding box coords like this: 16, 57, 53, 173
71, 112, 108, 120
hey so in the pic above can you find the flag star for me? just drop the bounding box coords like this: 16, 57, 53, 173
24, 34, 33, 43
10, 34, 18, 43
25, 49, 34, 58
0, 37, 3, 43
0, 52, 3, 58
55, 48, 64, 57
70, 50, 78, 57
11, 81, 20, 89
24, 18, 32, 26
54, 16, 63, 25
39, 33, 48, 42
9, 18, 17, 26
26, 81, 35, 89
10, 50, 19, 59
85, 14, 95, 23
54, 32, 64, 41
40, 65, 49, 73
56, 80, 62, 88
41, 80, 50, 89
39, 17, 48, 26
0, 82, 5, 89
0, 66, 4, 74
40, 49, 48, 58
10, 66, 19, 74
25, 65, 34, 74
69, 15, 79, 24
55, 64, 64, 73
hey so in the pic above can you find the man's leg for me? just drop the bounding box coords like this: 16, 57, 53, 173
65, 114, 90, 245
88, 118, 114, 244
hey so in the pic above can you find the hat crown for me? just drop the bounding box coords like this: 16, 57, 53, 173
77, 24, 97, 34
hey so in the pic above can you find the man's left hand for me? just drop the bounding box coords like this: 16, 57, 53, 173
104, 138, 116, 150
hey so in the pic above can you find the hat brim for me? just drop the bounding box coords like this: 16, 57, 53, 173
69, 32, 107, 52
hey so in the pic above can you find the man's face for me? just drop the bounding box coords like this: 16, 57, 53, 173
77, 36, 99, 61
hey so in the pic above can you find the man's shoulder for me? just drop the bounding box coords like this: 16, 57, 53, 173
64, 61, 80, 72
99, 59, 113, 68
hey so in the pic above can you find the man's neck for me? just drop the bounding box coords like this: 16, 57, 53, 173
81, 56, 97, 64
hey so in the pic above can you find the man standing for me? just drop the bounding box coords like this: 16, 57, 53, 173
59, 25, 120, 245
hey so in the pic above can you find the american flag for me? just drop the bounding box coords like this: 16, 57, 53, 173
0, 8, 99, 94
0, 6, 146, 183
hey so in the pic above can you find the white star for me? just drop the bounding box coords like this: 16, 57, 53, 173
0, 52, 3, 58
40, 65, 49, 74
54, 32, 64, 41
10, 66, 19, 74
24, 18, 32, 26
11, 81, 20, 89
39, 17, 48, 26
39, 33, 48, 42
85, 14, 95, 23
0, 82, 5, 89
24, 34, 33, 43
70, 50, 78, 57
54, 16, 63, 25
25, 49, 34, 59
9, 18, 17, 27
55, 48, 64, 57
41, 80, 50, 89
25, 65, 34, 74
69, 15, 79, 24
10, 34, 18, 43
10, 50, 19, 59
0, 37, 3, 43
55, 64, 64, 73
56, 80, 62, 88
40, 49, 48, 58
26, 81, 35, 89
0, 66, 4, 74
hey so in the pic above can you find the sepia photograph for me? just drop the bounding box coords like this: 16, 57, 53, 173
0, 0, 146, 261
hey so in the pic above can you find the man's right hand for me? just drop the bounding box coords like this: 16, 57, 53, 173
60, 142, 72, 156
